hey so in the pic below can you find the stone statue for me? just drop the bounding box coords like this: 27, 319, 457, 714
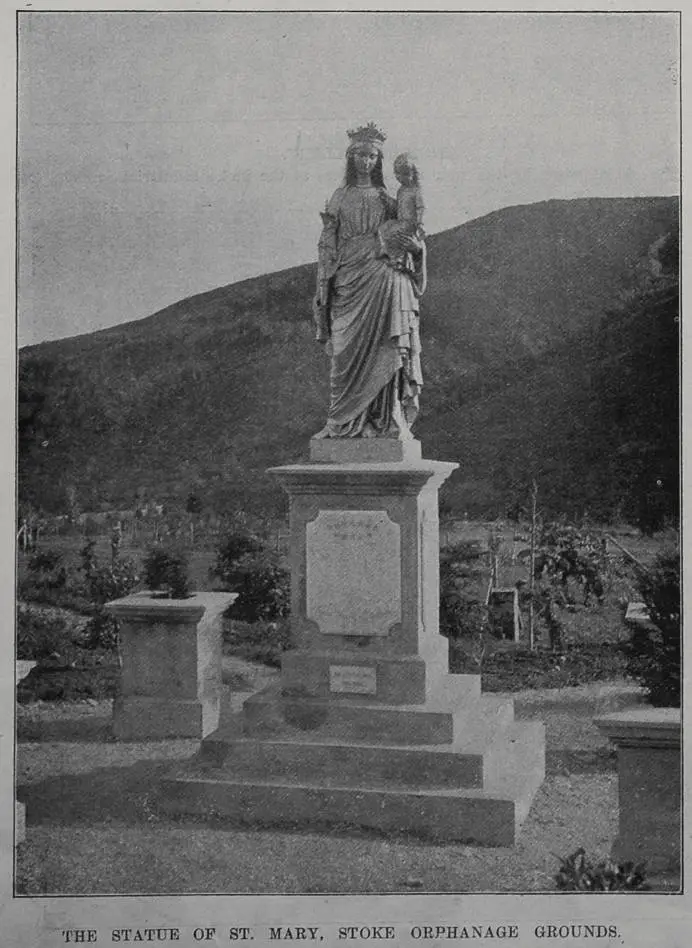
313, 124, 427, 440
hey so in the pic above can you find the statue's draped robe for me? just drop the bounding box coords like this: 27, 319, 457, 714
315, 185, 423, 439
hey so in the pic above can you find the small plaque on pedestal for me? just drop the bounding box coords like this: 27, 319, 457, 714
329, 665, 377, 695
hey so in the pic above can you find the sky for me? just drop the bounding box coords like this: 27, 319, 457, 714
18, 11, 679, 347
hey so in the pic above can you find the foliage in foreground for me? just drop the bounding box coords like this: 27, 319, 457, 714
16, 603, 71, 661
439, 540, 488, 639
554, 848, 648, 891
16, 601, 121, 702
79, 541, 140, 649
528, 519, 609, 650
18, 541, 140, 654
621, 547, 680, 707
212, 531, 290, 623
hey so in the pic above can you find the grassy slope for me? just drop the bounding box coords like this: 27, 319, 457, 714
19, 196, 678, 517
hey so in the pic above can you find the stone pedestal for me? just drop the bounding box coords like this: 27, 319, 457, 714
595, 708, 680, 874
163, 441, 545, 844
105, 591, 237, 740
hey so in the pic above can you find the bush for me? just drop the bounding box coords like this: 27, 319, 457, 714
554, 848, 648, 891
82, 612, 121, 651
621, 548, 680, 707
16, 603, 70, 660
142, 547, 191, 599
84, 558, 139, 606
81, 552, 140, 650
230, 559, 291, 623
213, 531, 290, 623
27, 547, 64, 577
20, 544, 95, 613
439, 542, 487, 638
211, 532, 266, 589
22, 547, 68, 599
528, 519, 610, 650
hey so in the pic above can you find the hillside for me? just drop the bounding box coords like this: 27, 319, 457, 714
18, 196, 679, 523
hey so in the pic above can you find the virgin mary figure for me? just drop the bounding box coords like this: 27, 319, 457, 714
313, 123, 426, 440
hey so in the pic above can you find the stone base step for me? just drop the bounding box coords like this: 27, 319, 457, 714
161, 765, 540, 846
199, 731, 506, 790
239, 682, 514, 746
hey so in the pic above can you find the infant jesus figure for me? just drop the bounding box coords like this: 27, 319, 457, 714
378, 152, 427, 429
377, 152, 426, 284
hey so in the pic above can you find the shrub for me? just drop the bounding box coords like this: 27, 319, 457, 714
211, 532, 266, 589
23, 547, 68, 596
213, 531, 290, 623
439, 542, 487, 639
84, 557, 140, 606
27, 547, 63, 576
16, 603, 70, 660
81, 554, 140, 650
82, 612, 121, 651
621, 548, 680, 707
230, 559, 291, 623
528, 520, 610, 650
554, 848, 648, 891
20, 545, 92, 613
142, 547, 191, 599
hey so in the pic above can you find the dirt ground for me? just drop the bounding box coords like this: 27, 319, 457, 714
15, 661, 678, 897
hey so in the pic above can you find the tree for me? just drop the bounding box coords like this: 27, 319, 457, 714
522, 518, 609, 651
589, 225, 679, 531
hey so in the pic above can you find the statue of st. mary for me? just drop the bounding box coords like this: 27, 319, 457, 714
313, 123, 427, 440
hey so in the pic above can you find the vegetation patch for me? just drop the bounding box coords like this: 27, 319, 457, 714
621, 547, 680, 707
450, 641, 628, 692
554, 848, 648, 891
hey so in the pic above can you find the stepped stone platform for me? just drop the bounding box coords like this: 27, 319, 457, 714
162, 439, 545, 845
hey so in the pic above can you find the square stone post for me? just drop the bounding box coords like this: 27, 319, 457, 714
105, 591, 236, 740
595, 708, 681, 875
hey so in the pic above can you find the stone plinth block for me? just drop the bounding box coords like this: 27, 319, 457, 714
106, 591, 237, 740
162, 447, 546, 846
310, 437, 422, 463
268, 458, 458, 667
595, 708, 681, 874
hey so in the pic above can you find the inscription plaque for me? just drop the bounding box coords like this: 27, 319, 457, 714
306, 510, 401, 636
329, 665, 377, 695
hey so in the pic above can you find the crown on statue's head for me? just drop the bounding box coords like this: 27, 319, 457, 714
346, 122, 387, 149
